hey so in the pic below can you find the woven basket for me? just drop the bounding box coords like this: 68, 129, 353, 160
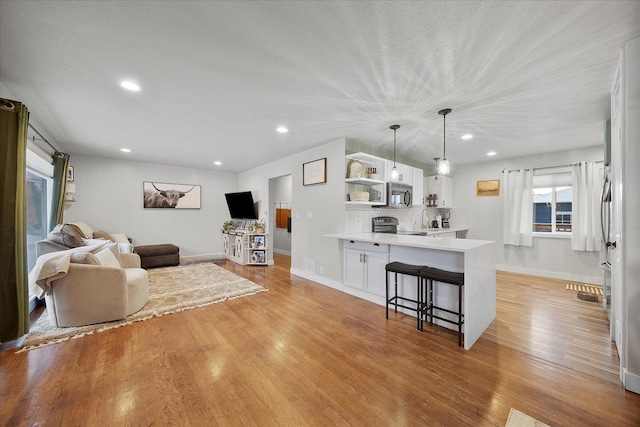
350, 191, 370, 201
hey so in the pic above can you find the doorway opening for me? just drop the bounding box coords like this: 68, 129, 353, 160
269, 174, 292, 265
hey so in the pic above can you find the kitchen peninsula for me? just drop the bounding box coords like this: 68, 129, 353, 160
326, 233, 496, 350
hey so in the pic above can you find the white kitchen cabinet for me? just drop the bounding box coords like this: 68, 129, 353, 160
343, 240, 390, 296
412, 167, 423, 206
426, 175, 453, 207
345, 152, 387, 206
385, 160, 412, 185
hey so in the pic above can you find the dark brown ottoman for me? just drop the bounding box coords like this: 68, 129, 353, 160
134, 244, 180, 269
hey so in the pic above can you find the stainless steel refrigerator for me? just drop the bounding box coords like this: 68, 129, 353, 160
609, 37, 640, 394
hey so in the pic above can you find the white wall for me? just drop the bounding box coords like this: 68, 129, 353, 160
238, 138, 346, 284
64, 154, 237, 256
452, 146, 604, 284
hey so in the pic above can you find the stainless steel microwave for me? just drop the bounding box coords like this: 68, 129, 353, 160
386, 182, 413, 208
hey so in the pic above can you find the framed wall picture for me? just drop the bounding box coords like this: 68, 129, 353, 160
66, 166, 74, 182
476, 179, 500, 196
143, 181, 201, 208
303, 158, 327, 186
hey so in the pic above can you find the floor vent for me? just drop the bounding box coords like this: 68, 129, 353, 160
576, 291, 599, 302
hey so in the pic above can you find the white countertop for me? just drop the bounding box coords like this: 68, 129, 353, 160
396, 227, 465, 236
325, 232, 493, 252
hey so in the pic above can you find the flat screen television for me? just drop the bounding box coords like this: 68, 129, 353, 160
224, 191, 258, 219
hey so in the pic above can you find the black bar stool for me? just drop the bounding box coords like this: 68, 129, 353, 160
385, 262, 428, 329
420, 267, 465, 346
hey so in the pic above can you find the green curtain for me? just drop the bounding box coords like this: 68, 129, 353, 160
49, 151, 69, 231
0, 98, 29, 342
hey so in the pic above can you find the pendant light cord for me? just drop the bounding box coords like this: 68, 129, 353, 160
443, 113, 446, 160
437, 108, 451, 161
393, 128, 396, 166
389, 124, 400, 167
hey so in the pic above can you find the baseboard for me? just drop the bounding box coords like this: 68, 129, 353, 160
180, 253, 225, 261
290, 268, 342, 291
624, 368, 640, 395
496, 264, 601, 285
273, 249, 291, 256
29, 295, 38, 313
289, 268, 388, 308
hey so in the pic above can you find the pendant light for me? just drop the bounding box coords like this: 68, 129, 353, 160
390, 124, 400, 179
438, 108, 451, 175
433, 157, 440, 180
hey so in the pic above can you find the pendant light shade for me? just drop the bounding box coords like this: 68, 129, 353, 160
390, 124, 400, 179
438, 108, 451, 175
438, 159, 450, 175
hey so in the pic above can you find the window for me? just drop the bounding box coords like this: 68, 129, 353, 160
533, 187, 572, 233
26, 169, 50, 271
25, 146, 53, 272
532, 170, 572, 235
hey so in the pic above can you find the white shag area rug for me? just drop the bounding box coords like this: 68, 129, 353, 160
505, 408, 550, 427
18, 262, 266, 352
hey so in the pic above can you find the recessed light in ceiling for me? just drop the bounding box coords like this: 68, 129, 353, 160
276, 127, 288, 133
487, 151, 497, 156
120, 148, 131, 153
120, 81, 140, 92
214, 161, 222, 166
461, 134, 473, 140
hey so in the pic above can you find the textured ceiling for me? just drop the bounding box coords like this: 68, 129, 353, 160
1, 1, 639, 172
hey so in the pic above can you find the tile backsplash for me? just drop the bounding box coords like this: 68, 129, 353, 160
345, 205, 468, 234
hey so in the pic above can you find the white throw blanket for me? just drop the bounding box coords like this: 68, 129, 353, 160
28, 243, 108, 299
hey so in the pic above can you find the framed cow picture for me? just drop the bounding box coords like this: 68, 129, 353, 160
143, 181, 201, 209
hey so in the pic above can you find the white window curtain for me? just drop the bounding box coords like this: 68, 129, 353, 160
571, 161, 603, 252
503, 168, 533, 247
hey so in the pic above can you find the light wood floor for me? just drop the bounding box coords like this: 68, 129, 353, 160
1, 254, 638, 426
485, 271, 620, 384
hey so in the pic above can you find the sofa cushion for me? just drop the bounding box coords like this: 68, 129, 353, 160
70, 252, 101, 265
82, 238, 111, 247
95, 246, 121, 268
92, 230, 115, 241
106, 243, 124, 266
47, 224, 85, 248
118, 243, 134, 253
110, 233, 131, 244
72, 221, 94, 239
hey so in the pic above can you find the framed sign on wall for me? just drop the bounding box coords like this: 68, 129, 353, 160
476, 179, 500, 196
303, 158, 327, 186
143, 181, 201, 208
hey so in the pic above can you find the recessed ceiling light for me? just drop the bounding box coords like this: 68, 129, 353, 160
120, 148, 131, 153
487, 151, 497, 156
276, 127, 288, 133
214, 161, 222, 166
120, 81, 140, 91
461, 134, 473, 140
